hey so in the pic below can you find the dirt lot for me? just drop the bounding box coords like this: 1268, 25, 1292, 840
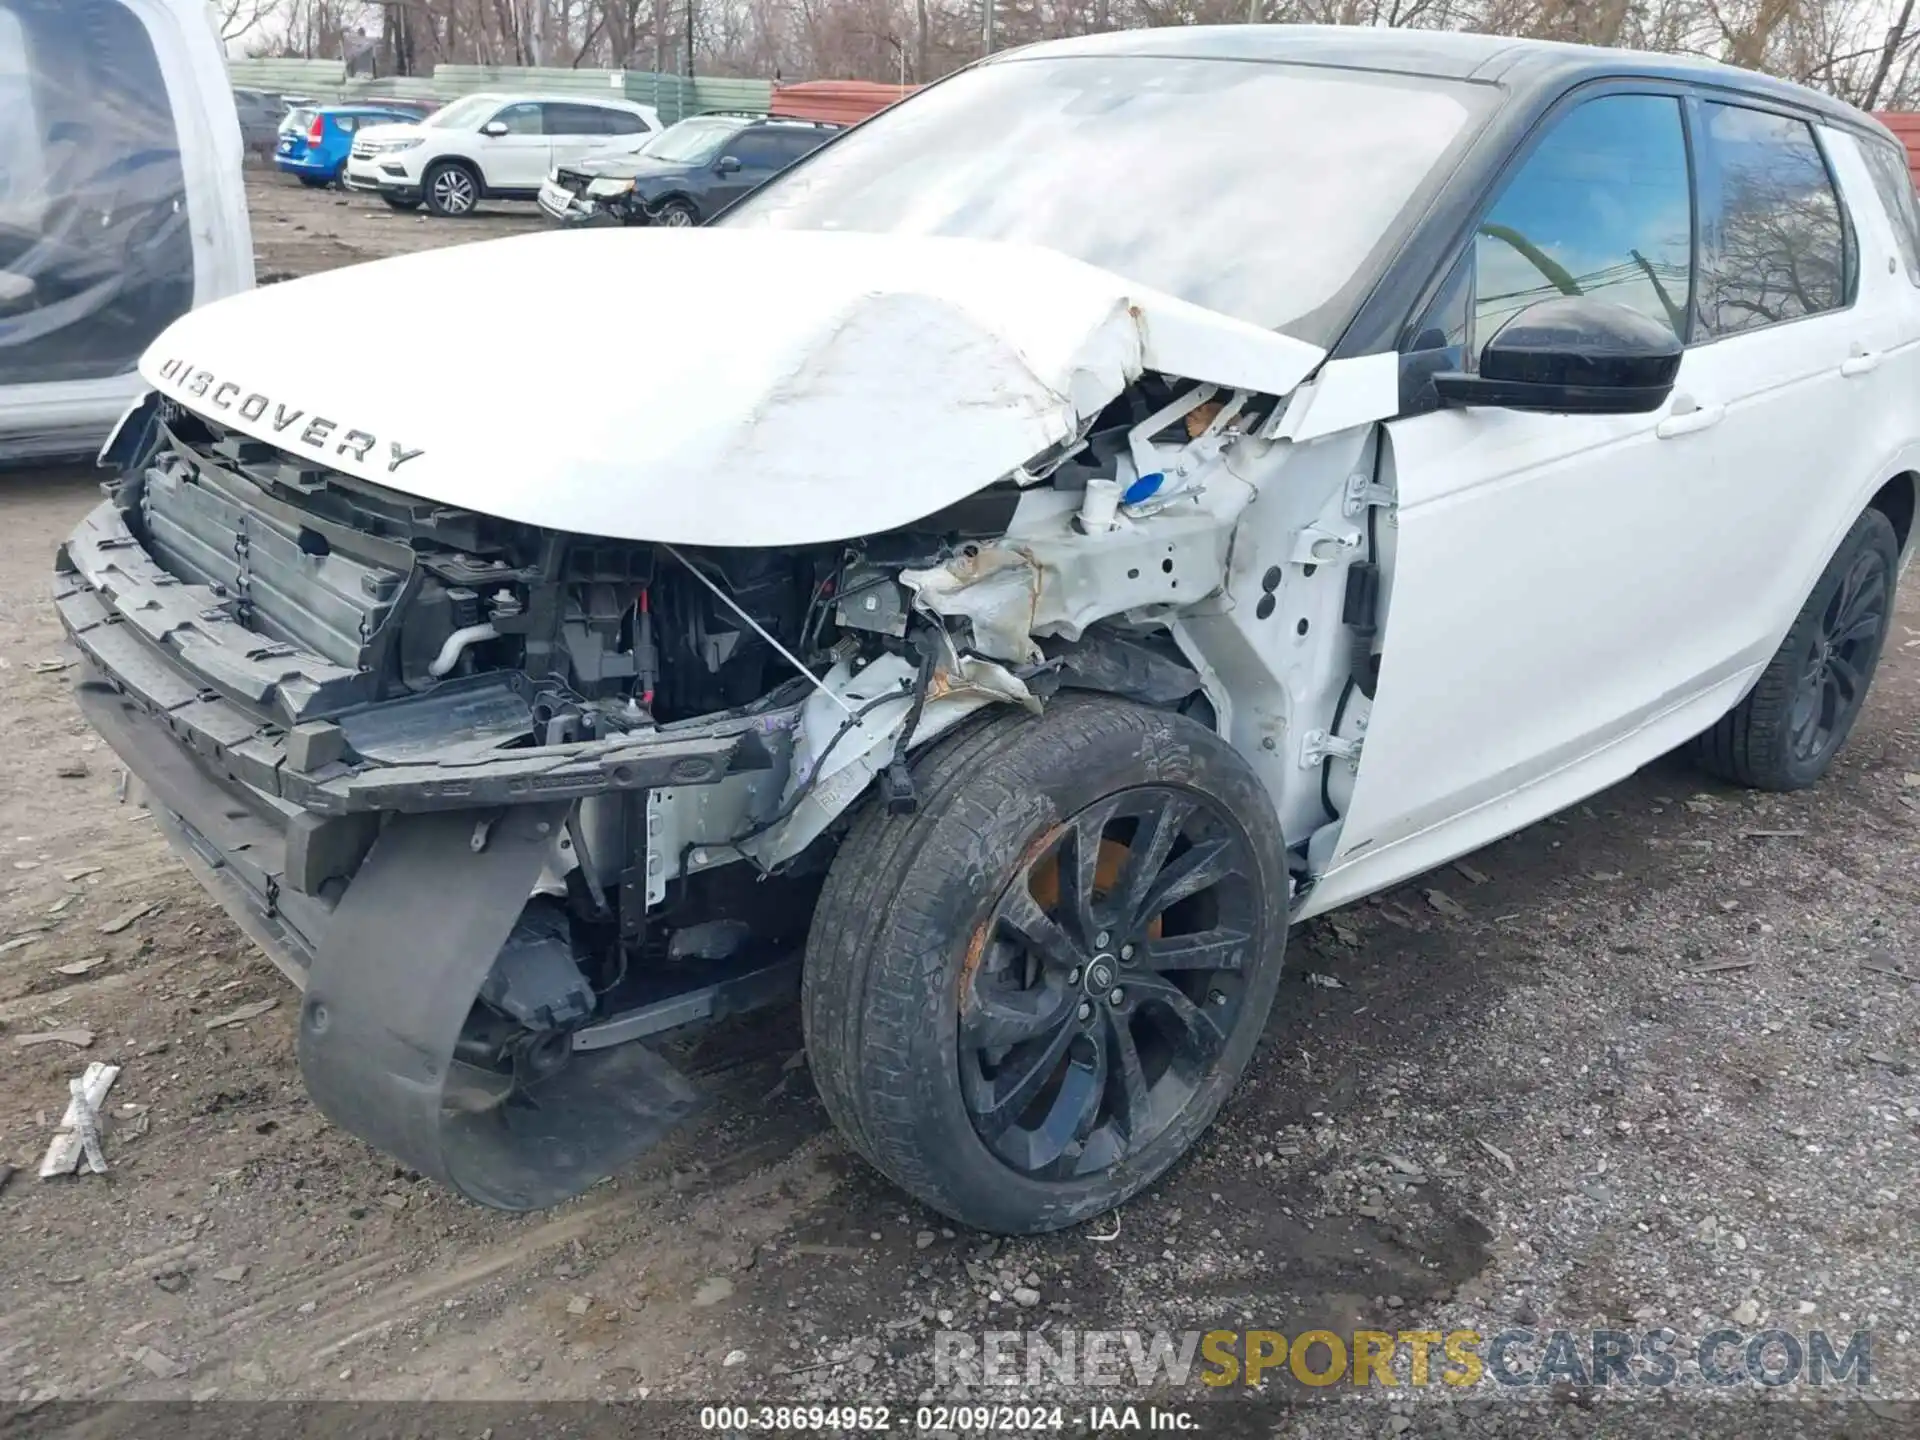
2, 175, 1918, 1434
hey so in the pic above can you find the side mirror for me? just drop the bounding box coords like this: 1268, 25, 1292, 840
1433, 296, 1681, 416
481, 120, 510, 138
715, 155, 742, 174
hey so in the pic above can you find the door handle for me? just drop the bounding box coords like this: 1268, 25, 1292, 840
1841, 351, 1881, 377
1655, 401, 1725, 439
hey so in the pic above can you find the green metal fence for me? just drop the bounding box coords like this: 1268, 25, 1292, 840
229, 59, 772, 125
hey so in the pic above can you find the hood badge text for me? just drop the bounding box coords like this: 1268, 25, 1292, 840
156, 359, 425, 474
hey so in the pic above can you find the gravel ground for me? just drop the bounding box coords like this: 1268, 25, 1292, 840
1, 175, 1916, 1437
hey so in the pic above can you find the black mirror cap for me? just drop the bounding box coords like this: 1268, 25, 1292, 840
1436, 296, 1683, 416
716, 155, 742, 173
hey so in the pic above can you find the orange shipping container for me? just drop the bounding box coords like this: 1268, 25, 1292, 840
770, 80, 917, 127
1873, 111, 1920, 187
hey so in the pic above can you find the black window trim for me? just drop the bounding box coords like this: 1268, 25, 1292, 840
1389, 72, 1875, 415
1684, 91, 1859, 345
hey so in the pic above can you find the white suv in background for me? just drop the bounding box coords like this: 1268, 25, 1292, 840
346, 92, 661, 216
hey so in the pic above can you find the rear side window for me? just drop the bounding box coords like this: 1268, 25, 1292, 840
0, 0, 194, 386
1859, 134, 1920, 286
1472, 93, 1694, 350
1696, 103, 1850, 336
546, 104, 647, 136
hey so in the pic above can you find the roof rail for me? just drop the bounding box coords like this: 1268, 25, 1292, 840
687, 108, 841, 128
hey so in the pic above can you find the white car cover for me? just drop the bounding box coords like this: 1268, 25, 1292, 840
139, 228, 1326, 546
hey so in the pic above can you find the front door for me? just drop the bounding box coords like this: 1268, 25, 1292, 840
1318, 88, 1736, 906
481, 101, 550, 190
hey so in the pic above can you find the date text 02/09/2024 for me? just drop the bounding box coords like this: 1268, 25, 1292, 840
696, 1405, 1198, 1431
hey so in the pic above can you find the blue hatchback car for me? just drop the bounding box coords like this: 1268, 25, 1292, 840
276, 105, 429, 187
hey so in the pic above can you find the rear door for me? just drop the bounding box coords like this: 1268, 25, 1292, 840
545, 102, 640, 167
1674, 106, 1917, 670
1319, 87, 1730, 905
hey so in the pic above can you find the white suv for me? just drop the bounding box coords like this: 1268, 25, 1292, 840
345, 92, 661, 216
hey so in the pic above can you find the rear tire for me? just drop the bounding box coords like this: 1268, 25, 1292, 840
1690, 507, 1899, 790
802, 698, 1289, 1234
298, 175, 330, 189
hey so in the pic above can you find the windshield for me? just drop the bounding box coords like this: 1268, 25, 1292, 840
723, 56, 1492, 344
645, 115, 747, 165
428, 94, 499, 130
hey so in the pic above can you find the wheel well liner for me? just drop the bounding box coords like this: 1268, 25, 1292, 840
1870, 471, 1916, 552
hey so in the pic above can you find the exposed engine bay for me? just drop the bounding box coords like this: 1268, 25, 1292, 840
59, 348, 1396, 1211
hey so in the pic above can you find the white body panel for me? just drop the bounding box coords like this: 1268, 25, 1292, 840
1310, 118, 1920, 915
0, 0, 252, 460
140, 227, 1325, 546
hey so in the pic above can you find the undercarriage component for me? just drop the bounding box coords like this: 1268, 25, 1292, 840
477, 901, 595, 1030
299, 803, 698, 1211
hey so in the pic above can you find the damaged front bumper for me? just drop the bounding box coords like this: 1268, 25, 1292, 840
53, 499, 815, 1208
56, 495, 1005, 1208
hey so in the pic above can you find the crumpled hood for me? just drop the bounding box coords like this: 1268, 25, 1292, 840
139, 228, 1326, 546
571, 153, 682, 181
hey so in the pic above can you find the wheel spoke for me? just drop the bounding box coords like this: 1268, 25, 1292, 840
1126, 973, 1228, 1060
1138, 836, 1237, 922
1140, 925, 1253, 973
1112, 794, 1193, 933
966, 1019, 1079, 1141
962, 982, 1076, 1050
1829, 652, 1862, 704
1057, 798, 1121, 947
1834, 611, 1882, 648
995, 884, 1085, 975
1105, 1009, 1153, 1140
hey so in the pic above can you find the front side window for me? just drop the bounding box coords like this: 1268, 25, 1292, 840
1473, 93, 1694, 350
0, 0, 193, 386
723, 56, 1495, 346
1696, 103, 1849, 336
1858, 134, 1920, 286
645, 115, 746, 165
490, 102, 543, 137
726, 131, 787, 168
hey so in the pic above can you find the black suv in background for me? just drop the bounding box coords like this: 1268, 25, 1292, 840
537, 113, 837, 226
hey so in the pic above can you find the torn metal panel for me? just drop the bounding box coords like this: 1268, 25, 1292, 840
739, 653, 1030, 866
902, 509, 1238, 660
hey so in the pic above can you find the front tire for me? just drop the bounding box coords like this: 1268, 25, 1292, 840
382, 194, 422, 212
1691, 507, 1899, 790
423, 161, 480, 217
654, 198, 698, 227
802, 699, 1289, 1234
